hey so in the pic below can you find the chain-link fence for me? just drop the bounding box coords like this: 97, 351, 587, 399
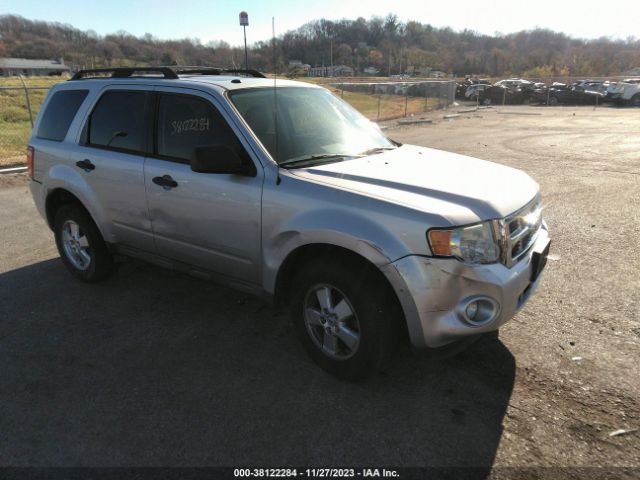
329, 80, 456, 121
1, 73, 636, 167
0, 78, 456, 168
0, 77, 53, 167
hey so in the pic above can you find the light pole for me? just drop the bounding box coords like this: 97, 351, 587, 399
330, 37, 333, 77
239, 11, 249, 70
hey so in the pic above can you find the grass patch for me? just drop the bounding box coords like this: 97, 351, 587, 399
0, 76, 62, 166
328, 88, 444, 120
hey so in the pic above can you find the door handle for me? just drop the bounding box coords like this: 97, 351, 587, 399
75, 159, 95, 171
152, 175, 178, 189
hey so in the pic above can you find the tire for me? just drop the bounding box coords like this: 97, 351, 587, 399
548, 96, 559, 106
54, 204, 114, 282
482, 98, 491, 106
631, 94, 640, 107
290, 257, 400, 380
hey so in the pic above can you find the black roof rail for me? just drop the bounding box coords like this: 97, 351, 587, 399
70, 66, 265, 81
70, 67, 179, 80
173, 67, 266, 78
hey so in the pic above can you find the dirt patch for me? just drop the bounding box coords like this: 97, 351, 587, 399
0, 171, 29, 188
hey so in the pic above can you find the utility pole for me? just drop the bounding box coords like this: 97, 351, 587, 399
329, 37, 333, 77
239, 11, 249, 70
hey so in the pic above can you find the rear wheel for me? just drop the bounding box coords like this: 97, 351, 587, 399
54, 204, 114, 282
290, 257, 400, 380
630, 94, 640, 107
548, 96, 559, 106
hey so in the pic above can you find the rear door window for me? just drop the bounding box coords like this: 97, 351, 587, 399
36, 89, 88, 141
156, 93, 240, 162
87, 90, 148, 154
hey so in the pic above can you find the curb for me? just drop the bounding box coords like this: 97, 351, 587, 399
0, 166, 28, 174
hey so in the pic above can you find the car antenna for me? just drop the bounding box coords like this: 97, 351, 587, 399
273, 16, 281, 186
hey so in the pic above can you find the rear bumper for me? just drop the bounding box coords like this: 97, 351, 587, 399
29, 180, 47, 222
382, 226, 550, 348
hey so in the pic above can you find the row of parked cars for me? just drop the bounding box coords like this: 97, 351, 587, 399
456, 77, 640, 107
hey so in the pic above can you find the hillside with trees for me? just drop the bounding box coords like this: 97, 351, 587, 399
1, 14, 639, 77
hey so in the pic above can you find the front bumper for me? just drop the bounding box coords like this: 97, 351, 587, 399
381, 226, 550, 348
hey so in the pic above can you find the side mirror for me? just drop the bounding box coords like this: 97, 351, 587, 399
190, 144, 253, 175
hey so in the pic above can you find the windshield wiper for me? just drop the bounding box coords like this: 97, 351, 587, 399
359, 146, 398, 156
279, 153, 362, 169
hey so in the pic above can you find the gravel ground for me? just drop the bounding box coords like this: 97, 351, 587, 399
387, 105, 640, 472
0, 105, 638, 478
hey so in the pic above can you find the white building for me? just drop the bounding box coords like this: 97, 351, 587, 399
308, 65, 354, 77
0, 58, 71, 76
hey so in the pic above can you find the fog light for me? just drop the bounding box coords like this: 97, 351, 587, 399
458, 296, 500, 326
466, 301, 479, 320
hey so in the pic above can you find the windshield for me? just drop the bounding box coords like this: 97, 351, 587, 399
228, 87, 394, 165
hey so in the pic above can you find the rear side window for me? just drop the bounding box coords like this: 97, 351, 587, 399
36, 89, 88, 141
88, 91, 148, 154
156, 93, 240, 162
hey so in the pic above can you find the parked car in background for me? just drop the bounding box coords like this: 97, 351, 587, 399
464, 83, 491, 100
532, 83, 605, 106
573, 80, 609, 94
456, 78, 491, 99
494, 78, 535, 89
478, 85, 535, 105
605, 78, 640, 106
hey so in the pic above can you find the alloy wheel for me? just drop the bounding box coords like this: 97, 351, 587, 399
61, 220, 91, 271
303, 284, 361, 360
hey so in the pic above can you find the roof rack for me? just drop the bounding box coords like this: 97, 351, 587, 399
69, 66, 266, 81
173, 67, 266, 78
70, 67, 179, 80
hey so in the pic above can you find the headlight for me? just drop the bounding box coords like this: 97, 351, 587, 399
427, 221, 500, 264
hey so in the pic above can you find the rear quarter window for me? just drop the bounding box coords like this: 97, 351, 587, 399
36, 89, 89, 141
87, 90, 148, 154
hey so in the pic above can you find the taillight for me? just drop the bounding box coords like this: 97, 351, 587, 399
27, 146, 34, 179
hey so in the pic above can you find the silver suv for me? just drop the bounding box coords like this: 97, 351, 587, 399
28, 67, 550, 379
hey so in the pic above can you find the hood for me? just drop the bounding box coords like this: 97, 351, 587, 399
289, 144, 539, 225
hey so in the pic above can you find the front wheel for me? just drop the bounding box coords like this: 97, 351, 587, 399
290, 258, 399, 380
54, 204, 114, 282
630, 94, 640, 107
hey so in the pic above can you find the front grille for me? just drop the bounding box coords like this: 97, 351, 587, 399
503, 197, 542, 267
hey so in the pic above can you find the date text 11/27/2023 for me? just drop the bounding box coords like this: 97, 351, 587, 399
233, 468, 399, 478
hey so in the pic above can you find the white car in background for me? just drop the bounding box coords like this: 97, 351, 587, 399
606, 78, 640, 106
494, 78, 534, 88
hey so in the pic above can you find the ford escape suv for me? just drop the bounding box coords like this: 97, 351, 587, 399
28, 66, 550, 379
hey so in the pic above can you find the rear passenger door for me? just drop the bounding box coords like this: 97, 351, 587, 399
73, 86, 155, 252
144, 88, 263, 285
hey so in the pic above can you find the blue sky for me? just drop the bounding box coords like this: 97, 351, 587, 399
2, 0, 638, 45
